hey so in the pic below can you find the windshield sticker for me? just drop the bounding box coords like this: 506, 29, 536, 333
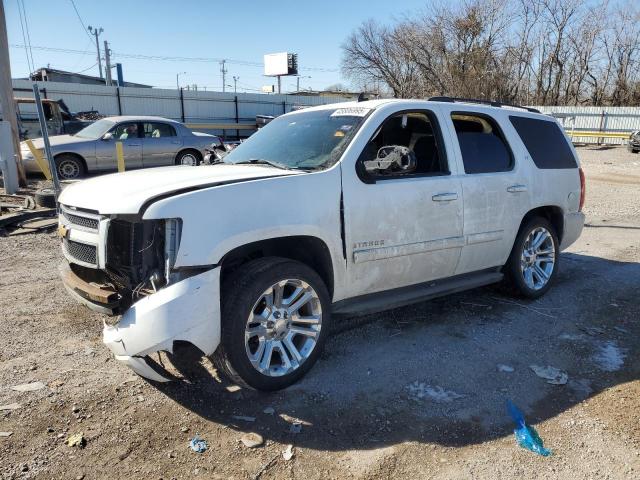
339, 124, 353, 131
334, 130, 345, 137
330, 107, 371, 118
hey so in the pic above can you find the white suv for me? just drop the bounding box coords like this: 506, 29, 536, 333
58, 97, 585, 390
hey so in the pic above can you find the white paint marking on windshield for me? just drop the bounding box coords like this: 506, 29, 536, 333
330, 107, 371, 118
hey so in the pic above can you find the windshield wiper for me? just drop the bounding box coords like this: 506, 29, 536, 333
234, 158, 295, 170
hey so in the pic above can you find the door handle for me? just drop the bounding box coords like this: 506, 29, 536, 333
171, 141, 181, 144
127, 144, 141, 147
432, 192, 458, 202
507, 184, 527, 193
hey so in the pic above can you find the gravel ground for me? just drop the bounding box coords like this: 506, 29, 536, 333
1, 146, 639, 479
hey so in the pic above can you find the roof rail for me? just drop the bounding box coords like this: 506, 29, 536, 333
428, 96, 541, 114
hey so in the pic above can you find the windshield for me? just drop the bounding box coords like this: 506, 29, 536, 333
74, 119, 116, 139
223, 107, 369, 170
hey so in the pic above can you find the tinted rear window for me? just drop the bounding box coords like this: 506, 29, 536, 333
509, 116, 577, 169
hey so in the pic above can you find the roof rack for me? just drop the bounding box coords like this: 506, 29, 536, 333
428, 96, 541, 114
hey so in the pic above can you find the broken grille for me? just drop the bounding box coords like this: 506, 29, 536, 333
64, 238, 97, 266
61, 210, 99, 230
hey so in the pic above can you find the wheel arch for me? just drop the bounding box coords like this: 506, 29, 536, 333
219, 235, 335, 298
519, 205, 564, 243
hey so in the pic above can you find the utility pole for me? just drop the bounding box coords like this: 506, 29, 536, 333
176, 71, 186, 90
0, 0, 27, 188
296, 75, 311, 92
220, 60, 227, 92
88, 26, 104, 79
103, 40, 112, 86
232, 76, 238, 93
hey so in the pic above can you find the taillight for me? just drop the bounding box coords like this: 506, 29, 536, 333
579, 167, 586, 211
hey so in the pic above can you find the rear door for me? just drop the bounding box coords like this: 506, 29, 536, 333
341, 106, 464, 298
440, 107, 531, 274
141, 122, 182, 167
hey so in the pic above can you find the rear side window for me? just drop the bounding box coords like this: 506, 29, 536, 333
451, 113, 513, 174
509, 116, 577, 169
143, 122, 176, 138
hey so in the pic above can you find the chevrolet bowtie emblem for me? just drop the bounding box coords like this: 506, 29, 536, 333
58, 224, 68, 238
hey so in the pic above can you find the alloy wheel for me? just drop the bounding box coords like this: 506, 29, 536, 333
58, 159, 80, 179
180, 153, 197, 166
244, 279, 322, 377
520, 227, 556, 290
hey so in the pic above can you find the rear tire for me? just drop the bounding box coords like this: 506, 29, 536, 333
213, 257, 331, 391
175, 150, 201, 166
504, 217, 559, 299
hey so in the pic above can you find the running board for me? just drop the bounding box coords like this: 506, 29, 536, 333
332, 270, 503, 317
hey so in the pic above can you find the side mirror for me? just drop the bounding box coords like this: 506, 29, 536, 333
363, 145, 415, 174
102, 132, 114, 141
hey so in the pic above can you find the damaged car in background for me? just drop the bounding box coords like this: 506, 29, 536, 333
58, 97, 585, 390
21, 115, 220, 180
629, 130, 640, 153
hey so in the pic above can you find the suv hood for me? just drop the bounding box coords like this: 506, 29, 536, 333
59, 164, 300, 214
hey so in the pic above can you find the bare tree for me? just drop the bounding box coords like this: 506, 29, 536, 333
340, 0, 640, 106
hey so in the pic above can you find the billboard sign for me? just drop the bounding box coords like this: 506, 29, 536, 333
264, 52, 298, 76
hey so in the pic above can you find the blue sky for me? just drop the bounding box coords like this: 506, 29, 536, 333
7, 0, 429, 92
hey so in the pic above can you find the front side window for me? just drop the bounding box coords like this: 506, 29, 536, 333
223, 107, 368, 171
358, 111, 448, 179
113, 122, 140, 140
143, 122, 176, 138
452, 113, 513, 174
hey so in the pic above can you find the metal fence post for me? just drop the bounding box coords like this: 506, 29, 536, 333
116, 87, 122, 115
32, 84, 61, 199
180, 88, 185, 123
234, 95, 239, 140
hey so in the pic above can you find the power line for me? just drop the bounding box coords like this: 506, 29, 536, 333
73, 62, 98, 74
9, 43, 340, 73
69, 0, 95, 41
15, 0, 32, 74
18, 0, 35, 72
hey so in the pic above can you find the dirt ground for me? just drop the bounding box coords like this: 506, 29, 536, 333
1, 146, 639, 479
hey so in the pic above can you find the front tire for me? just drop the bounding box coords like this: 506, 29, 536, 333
55, 154, 85, 180
213, 257, 331, 391
504, 217, 559, 299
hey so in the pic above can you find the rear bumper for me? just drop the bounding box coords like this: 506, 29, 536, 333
560, 212, 585, 250
102, 267, 221, 382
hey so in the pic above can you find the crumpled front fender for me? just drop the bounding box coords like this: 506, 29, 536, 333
103, 267, 220, 381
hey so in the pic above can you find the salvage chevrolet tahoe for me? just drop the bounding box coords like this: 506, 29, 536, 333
58, 98, 585, 391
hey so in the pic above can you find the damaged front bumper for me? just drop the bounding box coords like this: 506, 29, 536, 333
61, 264, 221, 382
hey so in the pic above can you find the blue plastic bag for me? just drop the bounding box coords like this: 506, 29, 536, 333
189, 434, 208, 453
506, 400, 551, 456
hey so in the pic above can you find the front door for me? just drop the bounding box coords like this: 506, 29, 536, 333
95, 122, 143, 171
141, 122, 182, 167
342, 108, 464, 299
